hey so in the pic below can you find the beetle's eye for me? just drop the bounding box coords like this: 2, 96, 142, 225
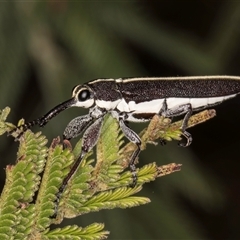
78, 89, 91, 101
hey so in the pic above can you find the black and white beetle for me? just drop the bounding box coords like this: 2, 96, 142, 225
16, 76, 240, 203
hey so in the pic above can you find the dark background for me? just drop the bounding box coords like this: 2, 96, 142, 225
0, 1, 240, 239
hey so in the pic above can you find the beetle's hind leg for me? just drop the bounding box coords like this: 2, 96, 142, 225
159, 99, 193, 147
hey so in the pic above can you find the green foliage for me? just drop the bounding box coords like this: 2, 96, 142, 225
46, 223, 107, 240
0, 106, 207, 239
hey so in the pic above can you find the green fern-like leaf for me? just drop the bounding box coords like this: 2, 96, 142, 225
0, 108, 49, 239
0, 106, 215, 239
45, 223, 109, 240
78, 186, 150, 214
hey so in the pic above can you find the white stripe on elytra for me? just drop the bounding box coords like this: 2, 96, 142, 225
95, 94, 236, 121
166, 95, 236, 109
87, 76, 240, 84
119, 76, 240, 83
116, 98, 164, 113
114, 95, 237, 114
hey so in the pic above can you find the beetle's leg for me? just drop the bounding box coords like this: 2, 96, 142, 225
118, 117, 142, 187
54, 116, 104, 217
160, 101, 193, 147
63, 114, 94, 140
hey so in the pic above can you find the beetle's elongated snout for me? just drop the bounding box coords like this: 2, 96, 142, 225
38, 85, 96, 128
39, 98, 77, 127
18, 84, 96, 133
21, 98, 77, 131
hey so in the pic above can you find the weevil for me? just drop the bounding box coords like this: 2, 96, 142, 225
15, 75, 240, 209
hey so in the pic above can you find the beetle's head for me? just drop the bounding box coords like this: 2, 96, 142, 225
71, 85, 95, 108
15, 84, 96, 131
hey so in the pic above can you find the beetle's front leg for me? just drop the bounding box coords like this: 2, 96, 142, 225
54, 115, 105, 217
63, 114, 94, 140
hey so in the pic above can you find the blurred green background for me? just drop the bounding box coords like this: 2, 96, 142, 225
1, 1, 240, 239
